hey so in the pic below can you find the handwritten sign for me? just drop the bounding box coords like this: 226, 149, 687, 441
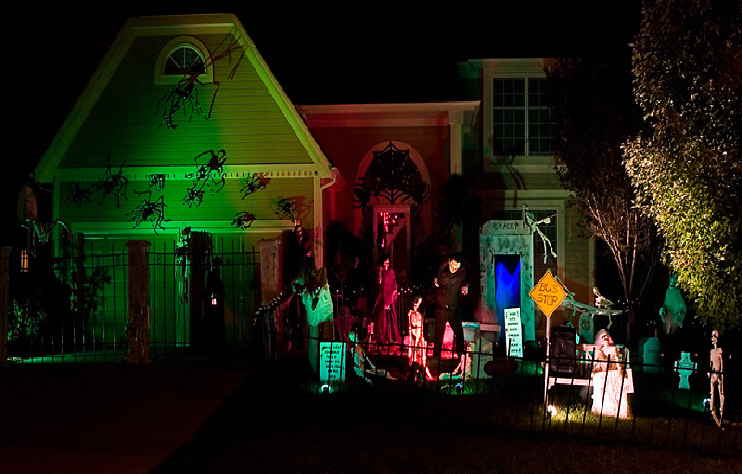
319, 342, 346, 382
504, 308, 523, 358
528, 269, 566, 318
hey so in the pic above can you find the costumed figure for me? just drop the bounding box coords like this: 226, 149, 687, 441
373, 255, 399, 348
591, 329, 633, 419
433, 254, 468, 367
407, 296, 433, 381
709, 329, 725, 428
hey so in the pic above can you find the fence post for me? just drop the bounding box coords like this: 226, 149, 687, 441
0, 247, 10, 364
189, 232, 210, 352
127, 240, 151, 365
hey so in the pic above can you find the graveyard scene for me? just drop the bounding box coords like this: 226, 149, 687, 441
1, 3, 741, 472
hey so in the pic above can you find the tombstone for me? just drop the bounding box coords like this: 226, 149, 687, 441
674, 351, 696, 390
319, 341, 346, 382
550, 325, 577, 376
640, 336, 662, 374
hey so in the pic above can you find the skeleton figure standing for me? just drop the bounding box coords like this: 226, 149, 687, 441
709, 329, 725, 428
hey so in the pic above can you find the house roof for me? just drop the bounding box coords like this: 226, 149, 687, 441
35, 13, 333, 182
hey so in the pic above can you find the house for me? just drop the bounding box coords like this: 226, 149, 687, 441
32, 13, 595, 353
300, 58, 594, 344
33, 14, 333, 349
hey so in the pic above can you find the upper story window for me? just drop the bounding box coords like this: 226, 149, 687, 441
155, 36, 213, 85
163, 45, 206, 75
492, 77, 556, 157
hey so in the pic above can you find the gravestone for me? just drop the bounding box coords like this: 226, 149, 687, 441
319, 341, 346, 382
674, 351, 696, 390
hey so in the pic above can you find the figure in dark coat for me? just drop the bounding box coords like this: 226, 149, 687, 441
433, 254, 468, 363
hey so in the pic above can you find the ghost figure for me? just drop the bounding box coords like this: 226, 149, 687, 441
659, 274, 686, 335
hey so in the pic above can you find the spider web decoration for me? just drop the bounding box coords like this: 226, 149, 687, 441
239, 173, 271, 199
353, 142, 429, 209
231, 211, 256, 229
183, 149, 228, 207
158, 34, 245, 130
130, 190, 168, 234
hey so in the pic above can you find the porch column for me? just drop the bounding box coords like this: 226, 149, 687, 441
0, 247, 10, 364
449, 111, 463, 175
127, 240, 151, 365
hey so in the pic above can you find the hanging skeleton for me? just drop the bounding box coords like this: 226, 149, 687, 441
523, 205, 558, 264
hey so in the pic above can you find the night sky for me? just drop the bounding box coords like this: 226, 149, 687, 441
6, 4, 639, 227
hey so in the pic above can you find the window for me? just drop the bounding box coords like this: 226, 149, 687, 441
493, 78, 556, 157
163, 45, 206, 76
154, 36, 213, 85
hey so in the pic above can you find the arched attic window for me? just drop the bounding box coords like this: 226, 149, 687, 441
155, 36, 214, 84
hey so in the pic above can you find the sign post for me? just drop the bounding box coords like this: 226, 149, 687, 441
528, 269, 567, 404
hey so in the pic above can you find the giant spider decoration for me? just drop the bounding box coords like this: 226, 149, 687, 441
232, 211, 256, 229
98, 156, 128, 207
273, 197, 298, 222
239, 173, 270, 199
158, 35, 245, 130
131, 192, 167, 234
183, 149, 228, 207
70, 183, 94, 205
182, 186, 205, 208
159, 76, 206, 130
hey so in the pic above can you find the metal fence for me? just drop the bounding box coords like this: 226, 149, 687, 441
6, 237, 259, 363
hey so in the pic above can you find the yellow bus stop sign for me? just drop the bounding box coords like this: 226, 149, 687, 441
529, 269, 566, 318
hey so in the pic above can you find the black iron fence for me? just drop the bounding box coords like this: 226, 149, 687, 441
5, 237, 259, 363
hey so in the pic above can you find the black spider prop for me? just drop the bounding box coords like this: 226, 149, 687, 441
159, 76, 207, 130
183, 149, 228, 207
273, 197, 298, 222
131, 192, 167, 234
231, 211, 256, 229
98, 157, 128, 207
70, 183, 94, 205
182, 186, 205, 208
158, 36, 244, 130
147, 174, 166, 191
188, 149, 227, 190
239, 173, 270, 199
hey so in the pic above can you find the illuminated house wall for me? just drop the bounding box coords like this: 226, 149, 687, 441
35, 14, 333, 346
